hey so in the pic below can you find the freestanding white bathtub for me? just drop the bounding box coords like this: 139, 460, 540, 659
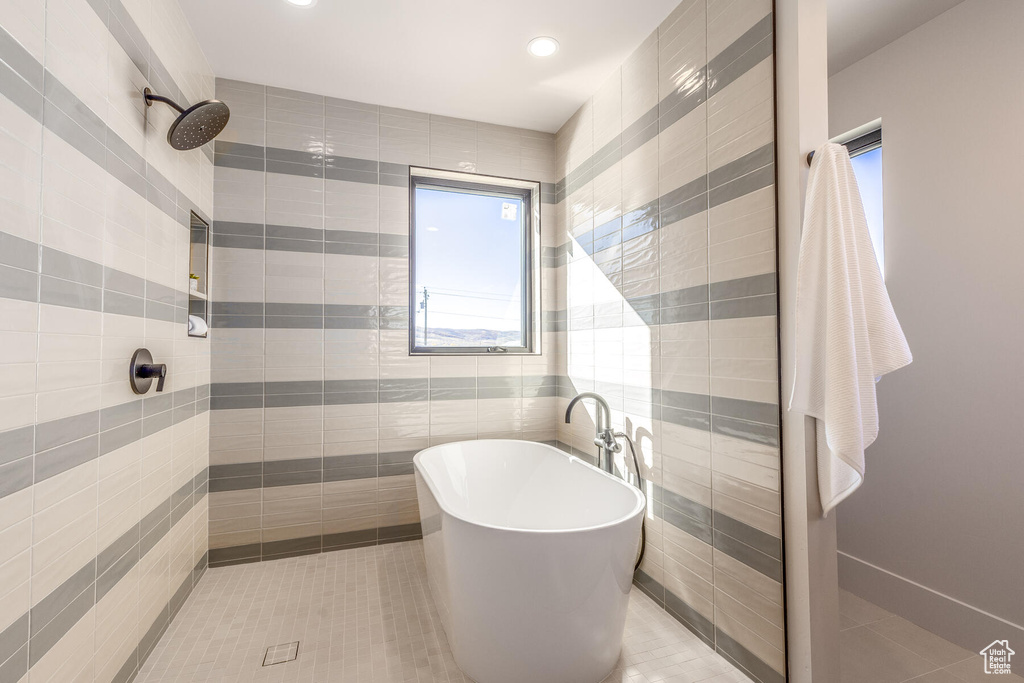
413, 439, 645, 683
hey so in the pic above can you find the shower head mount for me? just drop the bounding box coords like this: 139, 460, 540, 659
144, 87, 230, 151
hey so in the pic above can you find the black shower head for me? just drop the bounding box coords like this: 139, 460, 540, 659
144, 87, 230, 151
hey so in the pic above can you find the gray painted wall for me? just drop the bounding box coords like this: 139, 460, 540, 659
828, 0, 1024, 650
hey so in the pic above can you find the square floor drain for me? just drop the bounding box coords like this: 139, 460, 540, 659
263, 641, 299, 666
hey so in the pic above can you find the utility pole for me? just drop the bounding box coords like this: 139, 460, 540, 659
419, 287, 429, 345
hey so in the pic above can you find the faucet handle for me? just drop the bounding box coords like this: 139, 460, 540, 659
129, 348, 167, 394
596, 429, 621, 453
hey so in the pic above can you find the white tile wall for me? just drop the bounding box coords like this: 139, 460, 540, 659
0, 0, 213, 679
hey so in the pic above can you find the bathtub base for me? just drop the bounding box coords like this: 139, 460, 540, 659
413, 440, 644, 683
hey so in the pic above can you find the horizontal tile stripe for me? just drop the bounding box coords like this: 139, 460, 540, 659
208, 271, 773, 332
0, 24, 209, 237
0, 465, 208, 678
0, 385, 209, 501
214, 142, 557, 207
632, 570, 783, 683
207, 523, 423, 568
565, 142, 774, 270
109, 552, 208, 683
0, 232, 196, 323
552, 440, 780, 582
716, 626, 785, 683
211, 439, 779, 581
209, 376, 778, 444
555, 12, 773, 201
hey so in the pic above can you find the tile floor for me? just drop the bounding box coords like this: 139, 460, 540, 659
839, 589, 1023, 683
137, 540, 749, 683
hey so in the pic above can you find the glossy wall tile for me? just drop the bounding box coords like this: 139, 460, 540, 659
553, 0, 783, 681
0, 0, 214, 680
207, 79, 562, 567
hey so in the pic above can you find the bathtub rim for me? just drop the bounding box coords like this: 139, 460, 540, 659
413, 438, 647, 535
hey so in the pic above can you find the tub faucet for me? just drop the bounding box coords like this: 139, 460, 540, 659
564, 392, 621, 474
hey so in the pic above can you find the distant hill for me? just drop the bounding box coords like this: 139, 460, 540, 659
414, 327, 521, 347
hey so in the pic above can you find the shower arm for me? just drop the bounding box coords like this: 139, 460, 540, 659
144, 87, 185, 114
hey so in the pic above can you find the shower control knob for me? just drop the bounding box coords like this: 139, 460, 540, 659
129, 348, 167, 394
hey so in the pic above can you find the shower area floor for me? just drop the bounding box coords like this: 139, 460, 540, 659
136, 540, 748, 683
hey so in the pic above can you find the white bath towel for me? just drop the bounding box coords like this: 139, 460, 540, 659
790, 142, 912, 515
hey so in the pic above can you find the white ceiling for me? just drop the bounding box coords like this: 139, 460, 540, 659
828, 0, 967, 75
179, 0, 680, 133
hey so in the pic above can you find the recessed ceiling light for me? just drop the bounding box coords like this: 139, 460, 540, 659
285, 0, 316, 7
527, 37, 559, 58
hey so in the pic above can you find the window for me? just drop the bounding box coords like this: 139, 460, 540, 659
845, 128, 884, 274
409, 168, 540, 355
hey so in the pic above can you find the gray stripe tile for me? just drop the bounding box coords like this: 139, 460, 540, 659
42, 96, 105, 167
708, 20, 774, 99
41, 246, 103, 286
0, 27, 43, 90
713, 528, 782, 582
661, 406, 712, 432
710, 293, 777, 319
0, 233, 38, 272
322, 528, 377, 550
209, 475, 262, 492
714, 510, 782, 560
0, 457, 33, 500
96, 541, 138, 602
709, 142, 774, 190
209, 462, 262, 479
34, 435, 98, 482
553, 12, 773, 208
35, 411, 99, 453
29, 584, 94, 667
40, 275, 100, 311
662, 390, 711, 413
99, 421, 141, 456
266, 224, 323, 241
266, 237, 323, 253
710, 273, 776, 301
30, 561, 95, 638
0, 264, 38, 302
214, 141, 265, 159
0, 614, 27, 671
712, 415, 780, 448
716, 627, 785, 683
0, 57, 43, 121
712, 396, 779, 426
663, 487, 712, 526
0, 426, 33, 465
661, 498, 713, 545
666, 588, 715, 646
97, 526, 138, 579
709, 164, 774, 209
143, 392, 173, 416
104, 290, 145, 317
100, 401, 143, 431
659, 67, 707, 133
264, 470, 321, 488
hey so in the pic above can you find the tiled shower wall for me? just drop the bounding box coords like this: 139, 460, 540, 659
554, 0, 784, 682
0, 0, 213, 680
206, 79, 561, 566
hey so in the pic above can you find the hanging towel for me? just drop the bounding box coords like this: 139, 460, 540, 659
790, 142, 912, 516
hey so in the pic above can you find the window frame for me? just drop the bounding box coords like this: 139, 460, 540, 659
407, 167, 541, 356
